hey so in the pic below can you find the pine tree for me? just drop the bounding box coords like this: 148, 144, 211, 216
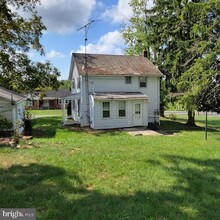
123, 0, 220, 125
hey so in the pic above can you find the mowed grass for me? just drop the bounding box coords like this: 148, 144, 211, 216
0, 113, 219, 220
27, 109, 62, 117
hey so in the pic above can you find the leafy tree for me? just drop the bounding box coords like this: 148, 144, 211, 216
123, 0, 220, 125
0, 0, 60, 93
59, 80, 71, 90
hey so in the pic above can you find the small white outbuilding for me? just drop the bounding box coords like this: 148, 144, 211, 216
0, 87, 26, 135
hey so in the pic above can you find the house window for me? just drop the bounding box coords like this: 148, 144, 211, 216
58, 99, 69, 105
77, 77, 81, 89
125, 76, 132, 84
139, 77, 147, 87
26, 100, 33, 106
72, 79, 75, 89
58, 99, 62, 105
118, 101, 126, 117
102, 102, 110, 118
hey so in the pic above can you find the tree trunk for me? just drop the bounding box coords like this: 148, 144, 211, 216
186, 110, 196, 126
160, 105, 165, 117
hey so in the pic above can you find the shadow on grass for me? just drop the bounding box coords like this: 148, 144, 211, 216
32, 117, 122, 138
160, 118, 217, 134
32, 117, 64, 138
65, 126, 123, 137
0, 158, 219, 219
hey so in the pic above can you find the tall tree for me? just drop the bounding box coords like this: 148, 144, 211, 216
0, 0, 60, 93
123, 0, 220, 125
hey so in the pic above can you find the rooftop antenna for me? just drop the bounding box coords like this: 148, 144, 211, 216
77, 20, 95, 56
77, 20, 97, 126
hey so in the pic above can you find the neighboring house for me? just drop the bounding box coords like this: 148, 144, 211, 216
64, 52, 163, 129
0, 87, 25, 135
25, 92, 40, 110
25, 89, 71, 110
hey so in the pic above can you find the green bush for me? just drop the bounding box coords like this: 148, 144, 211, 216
168, 113, 177, 121
0, 115, 13, 130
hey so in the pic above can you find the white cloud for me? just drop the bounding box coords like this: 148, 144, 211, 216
102, 0, 132, 23
75, 30, 125, 55
46, 50, 66, 59
37, 0, 96, 34
102, 0, 154, 23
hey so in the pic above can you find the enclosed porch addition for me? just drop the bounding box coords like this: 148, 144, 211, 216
90, 92, 148, 129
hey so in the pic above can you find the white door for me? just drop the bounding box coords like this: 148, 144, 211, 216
133, 102, 142, 126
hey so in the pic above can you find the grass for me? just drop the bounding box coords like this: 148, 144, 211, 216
27, 109, 62, 117
0, 113, 219, 220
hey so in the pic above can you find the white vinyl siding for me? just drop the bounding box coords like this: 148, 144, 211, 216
86, 76, 159, 124
71, 69, 160, 127
0, 98, 25, 134
91, 99, 148, 129
0, 98, 13, 122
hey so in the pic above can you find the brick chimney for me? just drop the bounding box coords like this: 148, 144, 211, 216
142, 50, 148, 58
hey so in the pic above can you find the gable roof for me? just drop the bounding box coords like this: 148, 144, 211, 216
70, 53, 163, 78
44, 89, 71, 99
0, 87, 25, 103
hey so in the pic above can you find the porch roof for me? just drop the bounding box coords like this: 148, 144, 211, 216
92, 92, 148, 101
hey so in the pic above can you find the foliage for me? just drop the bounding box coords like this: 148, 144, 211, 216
0, 115, 13, 130
0, 0, 61, 93
196, 73, 220, 113
168, 113, 177, 121
59, 80, 71, 90
160, 78, 169, 116
123, 0, 220, 125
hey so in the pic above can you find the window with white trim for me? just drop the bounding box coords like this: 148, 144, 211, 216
77, 77, 81, 89
26, 100, 33, 106
118, 101, 126, 117
102, 102, 110, 118
139, 77, 147, 87
125, 76, 132, 84
72, 79, 75, 89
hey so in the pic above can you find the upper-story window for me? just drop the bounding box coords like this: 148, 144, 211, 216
125, 76, 132, 84
72, 79, 75, 89
77, 77, 80, 89
139, 77, 147, 88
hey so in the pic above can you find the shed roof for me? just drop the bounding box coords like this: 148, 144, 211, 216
0, 87, 25, 103
70, 53, 163, 78
92, 92, 148, 101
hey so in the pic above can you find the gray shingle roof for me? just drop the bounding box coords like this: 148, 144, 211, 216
0, 87, 25, 103
44, 89, 71, 99
72, 53, 163, 77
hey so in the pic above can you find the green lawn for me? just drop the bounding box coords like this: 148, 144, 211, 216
27, 109, 62, 117
0, 114, 219, 220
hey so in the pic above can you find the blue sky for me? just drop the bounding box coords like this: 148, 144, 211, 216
27, 0, 141, 80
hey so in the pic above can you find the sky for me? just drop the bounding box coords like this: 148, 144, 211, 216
26, 0, 153, 80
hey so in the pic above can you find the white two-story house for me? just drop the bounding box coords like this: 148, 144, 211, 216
64, 52, 163, 129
